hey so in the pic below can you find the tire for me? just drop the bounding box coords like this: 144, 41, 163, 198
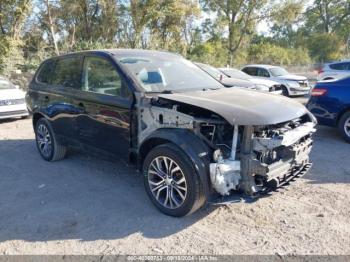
338, 111, 350, 143
281, 86, 289, 97
142, 143, 206, 217
35, 118, 67, 161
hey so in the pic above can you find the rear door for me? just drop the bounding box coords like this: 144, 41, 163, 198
35, 55, 83, 141
73, 54, 133, 159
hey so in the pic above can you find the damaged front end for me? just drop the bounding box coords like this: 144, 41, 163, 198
137, 90, 316, 199
209, 114, 316, 196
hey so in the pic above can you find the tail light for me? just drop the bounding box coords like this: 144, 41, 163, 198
311, 88, 327, 96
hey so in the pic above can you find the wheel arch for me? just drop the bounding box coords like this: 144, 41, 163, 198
337, 107, 350, 125
32, 112, 46, 129
138, 128, 212, 198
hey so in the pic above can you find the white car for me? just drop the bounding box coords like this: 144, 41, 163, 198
0, 77, 28, 120
241, 65, 310, 97
218, 67, 282, 95
317, 60, 350, 80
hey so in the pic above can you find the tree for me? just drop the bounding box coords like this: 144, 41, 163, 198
201, 0, 270, 65
307, 33, 343, 62
0, 0, 31, 73
305, 0, 350, 38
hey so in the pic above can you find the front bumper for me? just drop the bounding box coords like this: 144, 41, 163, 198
210, 162, 312, 204
289, 86, 310, 96
0, 104, 29, 119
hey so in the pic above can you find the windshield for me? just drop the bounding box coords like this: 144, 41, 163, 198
221, 68, 251, 80
0, 79, 15, 90
196, 63, 222, 80
118, 55, 222, 92
270, 67, 289, 77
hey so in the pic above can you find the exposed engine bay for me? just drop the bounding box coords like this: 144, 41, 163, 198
137, 92, 316, 197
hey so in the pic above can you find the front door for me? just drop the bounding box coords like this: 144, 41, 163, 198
74, 54, 133, 160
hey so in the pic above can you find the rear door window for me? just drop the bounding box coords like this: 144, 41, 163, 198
51, 56, 83, 88
36, 59, 56, 84
242, 67, 257, 76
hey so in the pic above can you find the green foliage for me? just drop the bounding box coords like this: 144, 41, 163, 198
0, 0, 350, 75
307, 33, 343, 62
188, 41, 227, 67
247, 43, 311, 66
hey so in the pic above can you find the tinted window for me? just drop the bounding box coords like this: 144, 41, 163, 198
51, 56, 82, 88
37, 59, 56, 84
257, 68, 270, 77
329, 62, 350, 70
83, 56, 131, 98
242, 67, 257, 76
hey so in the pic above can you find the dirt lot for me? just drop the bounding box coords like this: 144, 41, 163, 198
0, 109, 349, 255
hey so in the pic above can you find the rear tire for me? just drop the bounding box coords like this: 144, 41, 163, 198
339, 111, 350, 143
142, 143, 206, 217
35, 118, 67, 161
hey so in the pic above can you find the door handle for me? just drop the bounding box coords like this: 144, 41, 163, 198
77, 102, 86, 113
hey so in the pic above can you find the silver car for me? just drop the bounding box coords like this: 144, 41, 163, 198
317, 60, 350, 81
0, 77, 28, 120
242, 65, 310, 97
218, 67, 282, 95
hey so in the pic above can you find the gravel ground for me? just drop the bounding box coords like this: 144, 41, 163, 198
0, 108, 349, 255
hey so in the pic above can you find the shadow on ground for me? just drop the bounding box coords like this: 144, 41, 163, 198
305, 125, 350, 185
0, 138, 216, 242
0, 124, 348, 243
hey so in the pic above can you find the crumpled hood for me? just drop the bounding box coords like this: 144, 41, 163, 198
158, 88, 308, 125
275, 74, 307, 81
0, 89, 25, 100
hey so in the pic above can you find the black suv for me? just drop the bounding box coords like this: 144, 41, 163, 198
27, 49, 316, 216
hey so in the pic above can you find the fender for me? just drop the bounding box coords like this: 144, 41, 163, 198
139, 128, 212, 198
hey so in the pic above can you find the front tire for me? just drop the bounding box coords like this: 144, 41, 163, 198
281, 85, 289, 97
35, 118, 67, 161
143, 143, 205, 217
339, 111, 350, 143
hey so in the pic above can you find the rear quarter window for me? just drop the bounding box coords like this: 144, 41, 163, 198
242, 67, 257, 76
36, 59, 56, 84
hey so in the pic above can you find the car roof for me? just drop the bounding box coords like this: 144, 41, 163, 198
47, 49, 182, 60
243, 64, 279, 69
326, 59, 350, 65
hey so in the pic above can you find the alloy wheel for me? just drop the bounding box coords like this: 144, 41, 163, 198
147, 156, 187, 209
344, 117, 350, 137
36, 123, 52, 158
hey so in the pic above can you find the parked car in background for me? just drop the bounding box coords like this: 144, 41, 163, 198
307, 77, 350, 142
0, 77, 28, 120
218, 67, 282, 95
242, 65, 310, 97
26, 49, 316, 216
317, 60, 350, 81
195, 62, 257, 90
